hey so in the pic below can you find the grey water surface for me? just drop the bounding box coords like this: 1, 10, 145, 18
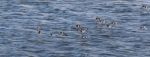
0, 0, 150, 57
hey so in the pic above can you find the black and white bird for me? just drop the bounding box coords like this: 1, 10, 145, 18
75, 24, 88, 33
59, 31, 68, 36
139, 26, 148, 30
95, 16, 106, 24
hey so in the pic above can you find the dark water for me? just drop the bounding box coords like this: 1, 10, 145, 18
0, 0, 150, 57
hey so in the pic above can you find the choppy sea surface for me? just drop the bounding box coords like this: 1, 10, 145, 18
0, 0, 150, 57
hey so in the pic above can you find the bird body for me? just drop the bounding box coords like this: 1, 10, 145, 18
37, 25, 41, 34
95, 17, 106, 24
59, 32, 68, 36
139, 26, 147, 30
75, 24, 88, 33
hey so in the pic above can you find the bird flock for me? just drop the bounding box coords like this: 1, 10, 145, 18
36, 4, 149, 38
